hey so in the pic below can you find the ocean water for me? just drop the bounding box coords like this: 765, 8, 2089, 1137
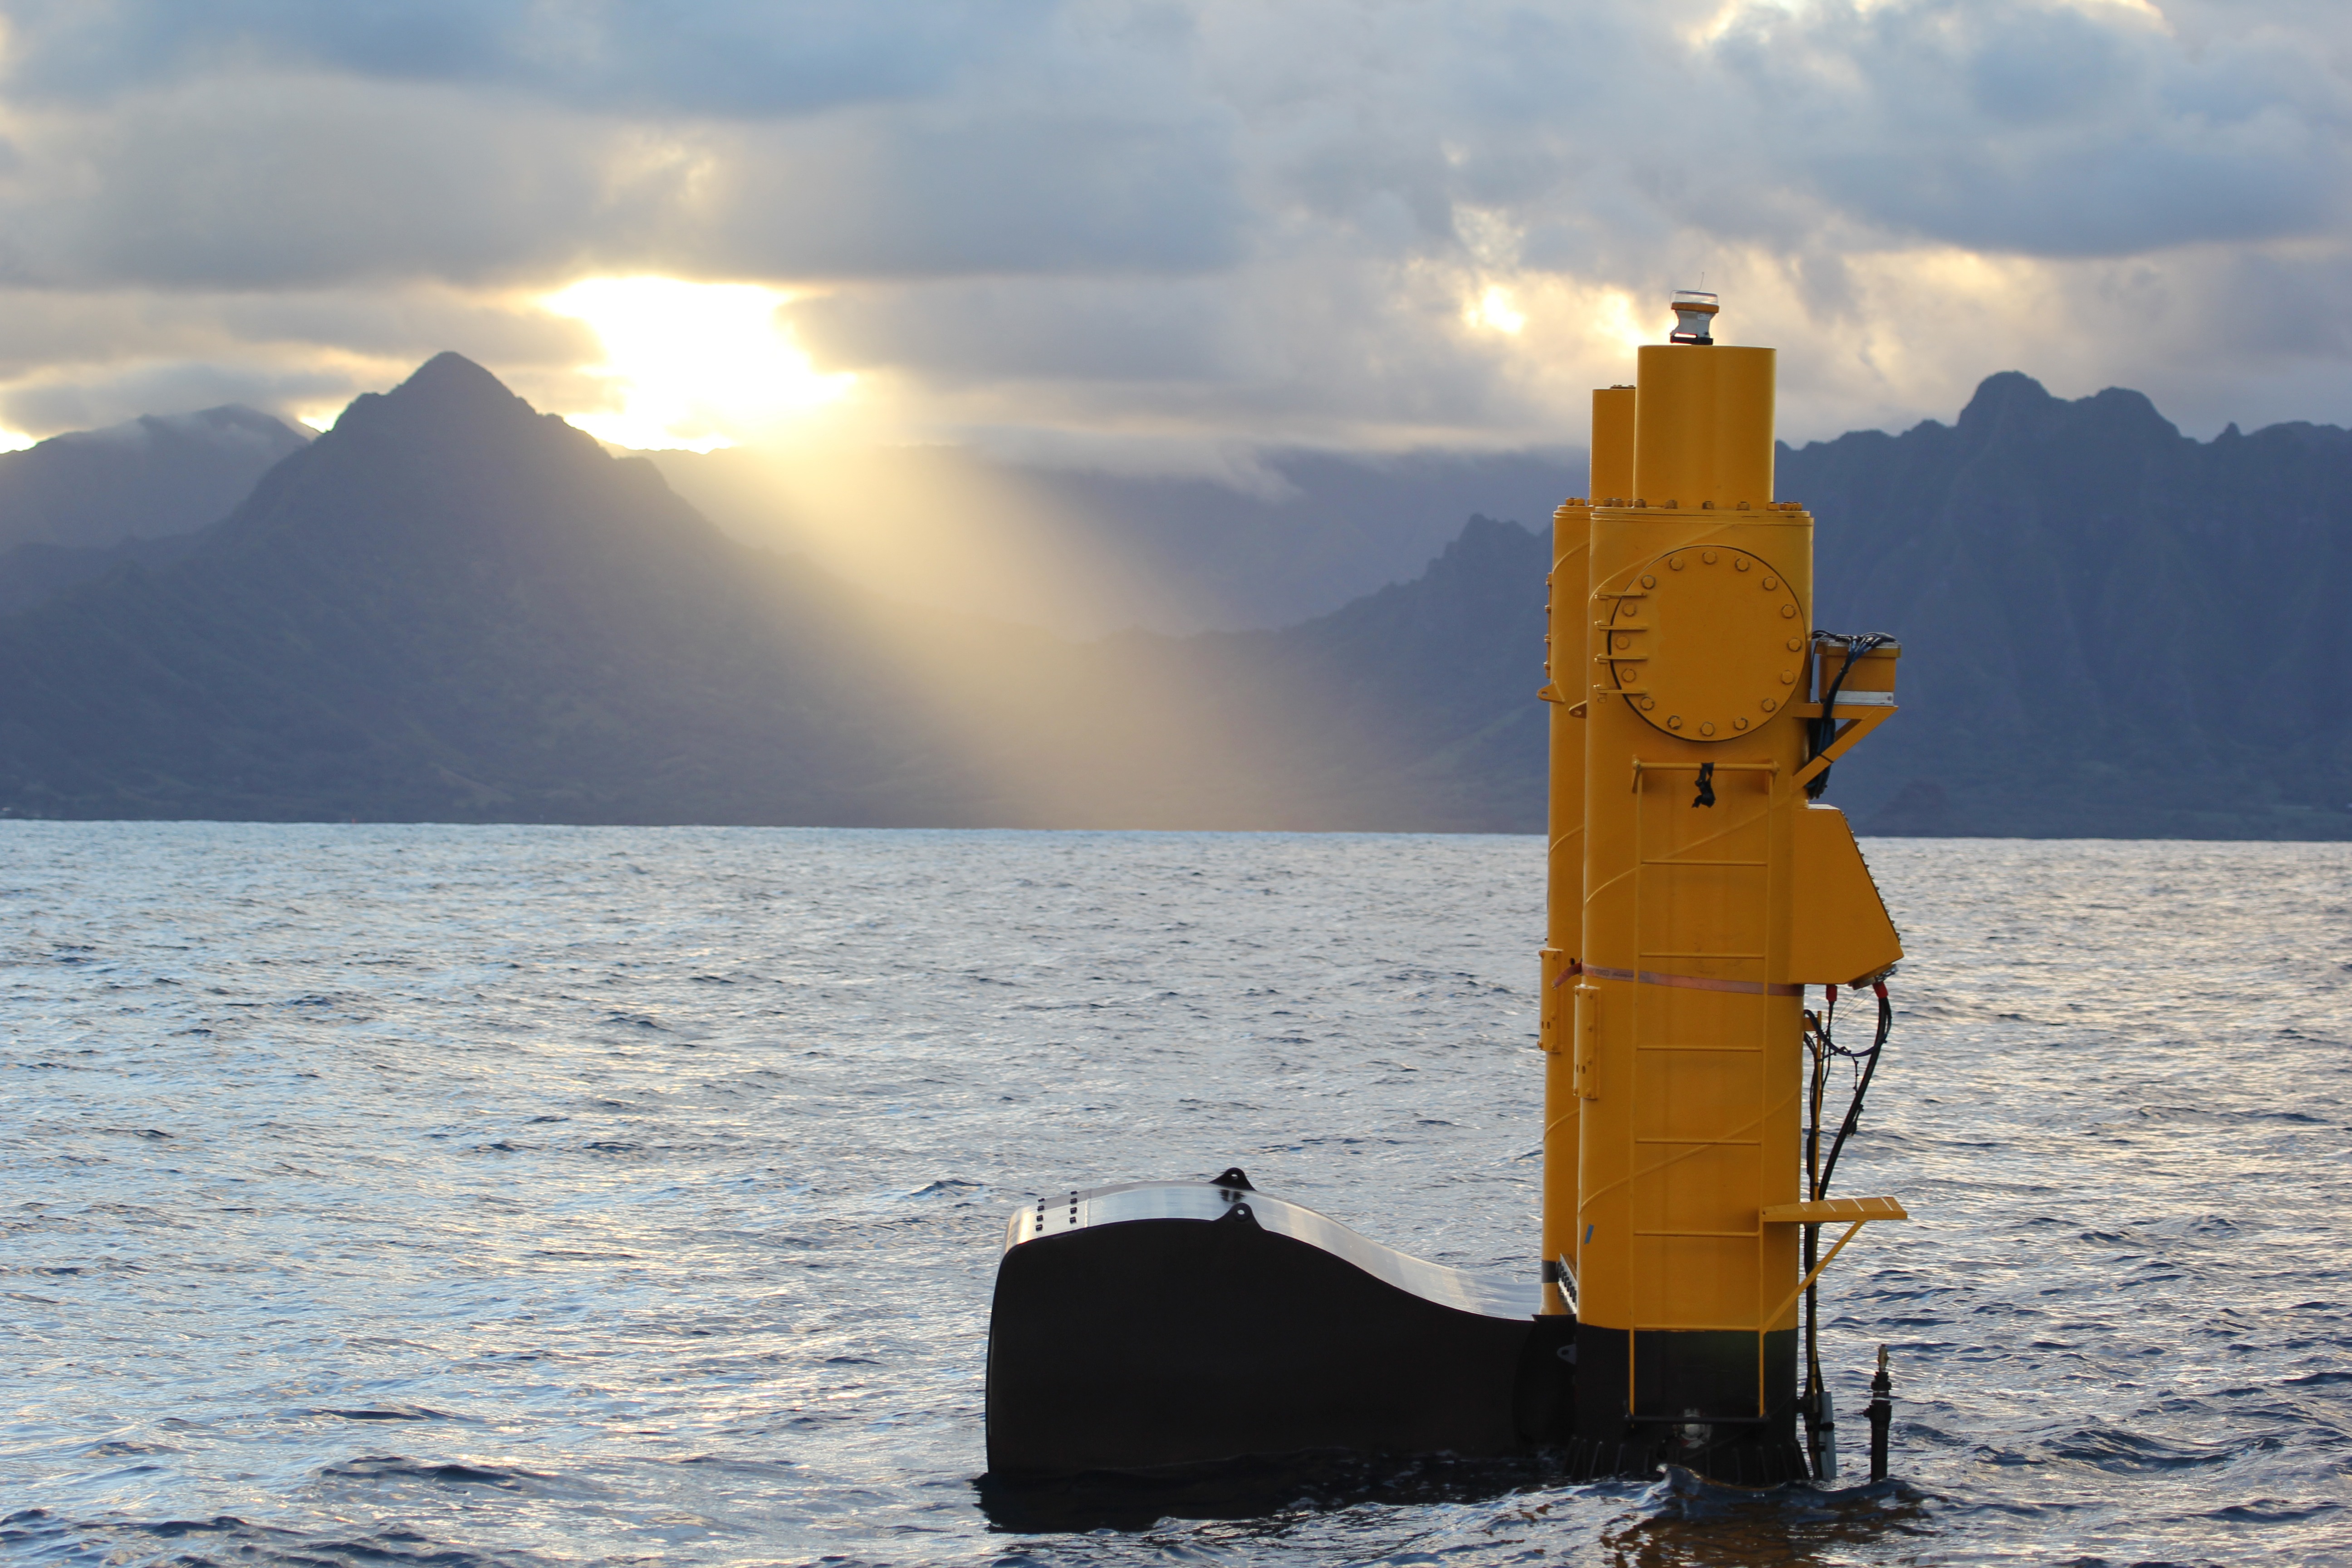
0, 824, 2346, 1567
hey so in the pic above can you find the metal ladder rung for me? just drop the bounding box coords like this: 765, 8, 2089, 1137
1621, 765, 1788, 1425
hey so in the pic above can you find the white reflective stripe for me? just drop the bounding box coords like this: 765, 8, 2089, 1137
1007, 1180, 1540, 1319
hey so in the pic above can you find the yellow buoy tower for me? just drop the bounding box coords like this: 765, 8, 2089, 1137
984, 289, 1916, 1503
1549, 290, 1909, 1483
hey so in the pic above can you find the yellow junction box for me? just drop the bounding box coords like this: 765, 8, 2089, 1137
1784, 806, 1903, 987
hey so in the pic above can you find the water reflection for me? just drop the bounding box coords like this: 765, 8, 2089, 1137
1592, 1471, 1929, 1567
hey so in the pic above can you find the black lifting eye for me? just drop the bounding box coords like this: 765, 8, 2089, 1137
1693, 761, 1716, 808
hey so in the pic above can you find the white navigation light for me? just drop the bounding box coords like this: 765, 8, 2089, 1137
1670, 289, 1720, 345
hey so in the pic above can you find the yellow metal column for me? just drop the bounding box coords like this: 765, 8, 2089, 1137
1573, 338, 1815, 1480
1539, 387, 1633, 1312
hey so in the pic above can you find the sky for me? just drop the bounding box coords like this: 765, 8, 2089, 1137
0, 0, 2347, 466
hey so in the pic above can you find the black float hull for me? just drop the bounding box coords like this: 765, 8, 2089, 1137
987, 1206, 1571, 1478
983, 1179, 1806, 1495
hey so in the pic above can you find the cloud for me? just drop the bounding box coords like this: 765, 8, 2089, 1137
0, 79, 631, 289
0, 65, 1243, 289
0, 282, 600, 431
701, 100, 1247, 279
0, 356, 352, 432
1705, 0, 2352, 256
792, 278, 1245, 387
0, 0, 2344, 452
0, 0, 1045, 116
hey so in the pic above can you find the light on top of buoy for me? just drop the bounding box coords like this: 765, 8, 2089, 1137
1670, 289, 1720, 346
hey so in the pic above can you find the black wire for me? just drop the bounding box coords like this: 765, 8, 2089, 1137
1805, 632, 1893, 801
1803, 982, 1892, 1480
1802, 1006, 1829, 1470
1818, 986, 1892, 1199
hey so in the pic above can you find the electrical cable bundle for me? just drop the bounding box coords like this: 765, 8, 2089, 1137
1800, 977, 1894, 1477
1806, 632, 1895, 800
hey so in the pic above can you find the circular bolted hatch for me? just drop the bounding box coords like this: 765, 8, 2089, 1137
1601, 546, 1805, 741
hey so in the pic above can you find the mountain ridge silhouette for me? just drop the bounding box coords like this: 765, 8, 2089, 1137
0, 354, 2342, 837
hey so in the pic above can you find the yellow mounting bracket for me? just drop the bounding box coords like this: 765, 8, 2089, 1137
1763, 1196, 1907, 1225
1759, 1196, 1908, 1328
1787, 702, 1897, 790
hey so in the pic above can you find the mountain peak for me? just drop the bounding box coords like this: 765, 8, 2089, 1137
386, 351, 532, 416
320, 351, 571, 457
1955, 371, 2056, 432
1953, 370, 2181, 446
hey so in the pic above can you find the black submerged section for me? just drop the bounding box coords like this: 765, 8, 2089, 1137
1565, 1326, 1807, 1486
975, 1450, 1564, 1534
983, 1177, 1576, 1483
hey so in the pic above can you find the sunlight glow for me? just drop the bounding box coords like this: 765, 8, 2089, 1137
542, 276, 855, 451
1595, 289, 1655, 353
1470, 285, 1528, 335
0, 426, 35, 453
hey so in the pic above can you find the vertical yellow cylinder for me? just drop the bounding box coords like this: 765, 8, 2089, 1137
1539, 386, 1632, 1312
1539, 504, 1584, 1315
1571, 342, 1814, 1481
1630, 347, 1775, 507
1592, 385, 1635, 502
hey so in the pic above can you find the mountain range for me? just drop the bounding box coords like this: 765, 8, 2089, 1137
641, 442, 1583, 636
0, 355, 2341, 837
1794, 372, 2352, 837
0, 404, 309, 554
0, 406, 311, 616
0, 356, 1536, 828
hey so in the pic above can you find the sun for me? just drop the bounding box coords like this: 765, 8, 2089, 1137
1469, 284, 1527, 335
541, 276, 854, 451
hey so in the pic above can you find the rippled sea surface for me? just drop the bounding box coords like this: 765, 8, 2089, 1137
2, 825, 2347, 1567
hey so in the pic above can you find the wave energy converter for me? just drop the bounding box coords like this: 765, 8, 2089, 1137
982, 294, 1912, 1494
